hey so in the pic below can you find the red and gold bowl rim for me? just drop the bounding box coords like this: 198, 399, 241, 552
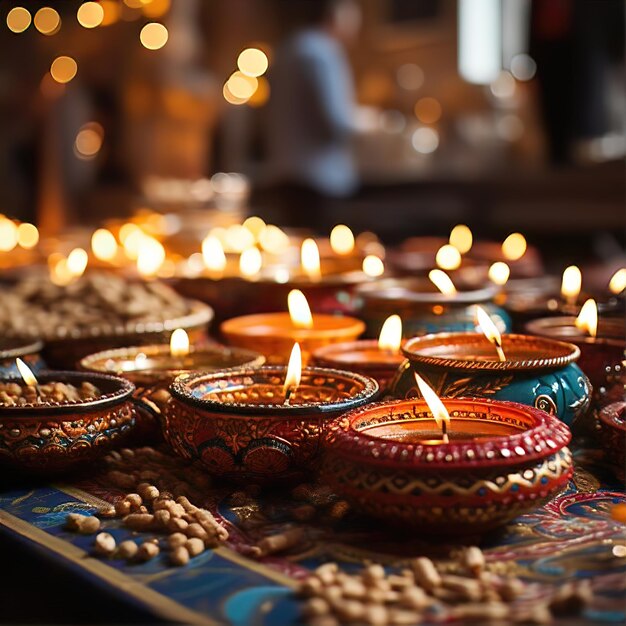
326, 397, 571, 470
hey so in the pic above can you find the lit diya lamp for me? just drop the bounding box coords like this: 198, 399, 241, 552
312, 314, 404, 392
0, 359, 136, 472
164, 342, 379, 482
352, 270, 511, 338
220, 289, 365, 364
391, 306, 590, 426
80, 329, 264, 414
526, 298, 625, 390
321, 374, 573, 533
0, 337, 45, 376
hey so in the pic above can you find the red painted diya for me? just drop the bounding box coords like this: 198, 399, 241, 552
321, 397, 573, 534
0, 372, 137, 473
598, 401, 626, 482
164, 366, 379, 483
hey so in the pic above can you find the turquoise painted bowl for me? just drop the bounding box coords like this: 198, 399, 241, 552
390, 333, 591, 427
352, 278, 511, 338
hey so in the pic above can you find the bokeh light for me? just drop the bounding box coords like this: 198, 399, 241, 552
77, 2, 104, 28
50, 56, 78, 84
510, 54, 537, 81
248, 76, 270, 107
501, 233, 527, 261
91, 229, 118, 261
396, 63, 424, 91
142, 0, 171, 18
100, 1, 121, 26
227, 71, 258, 100
7, 7, 31, 33
237, 48, 269, 77
412, 127, 439, 154
490, 71, 516, 99
449, 224, 473, 254
414, 97, 442, 124
34, 7, 61, 35
75, 124, 103, 159
436, 244, 462, 270
140, 22, 168, 50
363, 255, 385, 277
0, 219, 18, 252
16, 223, 39, 249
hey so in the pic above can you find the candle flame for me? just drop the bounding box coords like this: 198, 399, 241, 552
202, 235, 226, 273
16, 358, 38, 387
435, 244, 461, 270
330, 224, 355, 255
561, 265, 582, 303
575, 298, 598, 338
378, 314, 402, 352
475, 305, 506, 361
283, 342, 302, 397
288, 289, 313, 329
488, 261, 510, 286
170, 328, 190, 358
91, 228, 118, 262
239, 247, 262, 278
501, 233, 527, 261
66, 247, 88, 278
301, 238, 321, 281
413, 372, 450, 436
362, 254, 385, 277
449, 224, 473, 254
428, 269, 457, 295
609, 268, 626, 294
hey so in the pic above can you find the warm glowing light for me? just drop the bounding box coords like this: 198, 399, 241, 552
283, 342, 302, 399
301, 238, 321, 281
488, 261, 510, 286
237, 48, 269, 77
0, 219, 18, 251
561, 265, 582, 304
259, 225, 290, 254
575, 299, 598, 338
248, 76, 270, 107
475, 305, 506, 361
91, 228, 117, 261
136, 237, 165, 276
242, 216, 266, 240
34, 7, 60, 35
501, 233, 527, 261
412, 127, 439, 154
170, 329, 190, 358
140, 22, 168, 50
17, 223, 39, 249
49, 256, 73, 286
609, 268, 626, 294
413, 372, 450, 438
50, 56, 78, 84
223, 82, 248, 105
201, 235, 226, 274
16, 358, 38, 388
227, 71, 258, 100
239, 247, 262, 278
120, 224, 145, 260
449, 224, 473, 254
100, 0, 121, 26
378, 315, 402, 352
362, 255, 385, 277
66, 248, 88, 277
330, 224, 355, 255
288, 289, 313, 329
142, 0, 170, 18
7, 7, 31, 33
414, 97, 442, 124
436, 244, 461, 270
225, 224, 255, 252
77, 2, 104, 28
429, 269, 457, 295
75, 127, 102, 158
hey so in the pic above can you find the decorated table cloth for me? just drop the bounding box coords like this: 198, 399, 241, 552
0, 446, 624, 626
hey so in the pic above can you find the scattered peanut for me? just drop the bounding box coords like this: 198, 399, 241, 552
94, 532, 116, 556
135, 541, 159, 562
170, 546, 190, 566
116, 540, 138, 560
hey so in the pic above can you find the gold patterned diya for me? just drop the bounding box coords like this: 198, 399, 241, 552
164, 365, 379, 483
321, 397, 573, 533
0, 371, 137, 473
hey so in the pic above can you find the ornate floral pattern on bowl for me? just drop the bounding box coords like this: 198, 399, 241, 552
0, 372, 137, 473
391, 333, 591, 427
321, 397, 573, 533
164, 366, 379, 483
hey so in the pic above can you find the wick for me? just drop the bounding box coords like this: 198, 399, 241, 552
442, 419, 449, 444
495, 343, 506, 362
283, 386, 294, 406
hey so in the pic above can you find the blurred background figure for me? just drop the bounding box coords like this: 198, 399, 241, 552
261, 0, 362, 230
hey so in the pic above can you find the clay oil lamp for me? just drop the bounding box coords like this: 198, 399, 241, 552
221, 289, 365, 364
80, 329, 264, 414
352, 269, 511, 338
526, 298, 624, 390
0, 337, 45, 376
321, 374, 572, 533
312, 314, 405, 393
164, 343, 379, 482
0, 359, 137, 473
598, 400, 626, 482
391, 306, 591, 427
